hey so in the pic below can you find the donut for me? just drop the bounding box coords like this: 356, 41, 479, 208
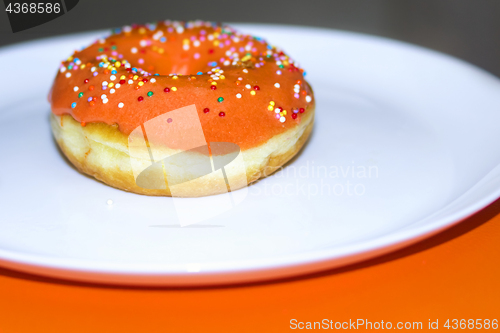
49, 21, 315, 197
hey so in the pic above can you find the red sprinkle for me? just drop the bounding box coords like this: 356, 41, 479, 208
142, 79, 148, 83
138, 96, 144, 102
208, 49, 214, 54
253, 85, 260, 90
275, 107, 283, 112
219, 112, 225, 117
203, 108, 210, 113
299, 108, 305, 113
164, 87, 170, 93
89, 101, 95, 107
211, 85, 217, 90
84, 79, 89, 84
120, 79, 126, 84
88, 85, 94, 91
292, 113, 298, 119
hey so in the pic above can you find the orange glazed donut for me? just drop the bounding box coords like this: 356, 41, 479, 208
49, 20, 315, 197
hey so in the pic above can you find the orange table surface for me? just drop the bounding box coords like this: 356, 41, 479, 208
0, 199, 499, 332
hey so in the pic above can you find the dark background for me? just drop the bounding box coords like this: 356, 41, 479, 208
1, 0, 500, 77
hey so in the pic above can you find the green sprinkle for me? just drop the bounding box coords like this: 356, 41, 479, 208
98, 48, 103, 52
78, 92, 84, 98
111, 45, 117, 50
279, 64, 284, 68
217, 97, 224, 103
147, 91, 154, 97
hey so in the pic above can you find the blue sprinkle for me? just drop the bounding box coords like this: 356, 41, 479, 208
71, 102, 76, 108
87, 97, 92, 102
303, 72, 307, 76
160, 37, 166, 43
197, 72, 203, 75
111, 70, 117, 74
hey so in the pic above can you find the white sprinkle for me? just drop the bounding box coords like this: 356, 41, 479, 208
183, 44, 189, 51
73, 86, 79, 92
223, 60, 230, 66
131, 47, 138, 54
280, 116, 286, 123
150, 78, 156, 83
128, 79, 133, 84
245, 84, 251, 89
139, 40, 147, 47
274, 83, 281, 88
242, 69, 248, 73
305, 95, 312, 103
102, 98, 109, 104
118, 102, 124, 108
110, 75, 116, 81
65, 72, 71, 78
102, 81, 108, 86
60, 67, 66, 73
238, 77, 243, 81
123, 26, 132, 33
193, 40, 200, 47
115, 83, 121, 88
101, 94, 107, 99
110, 89, 116, 94
91, 67, 96, 72
276, 70, 282, 75
236, 93, 242, 98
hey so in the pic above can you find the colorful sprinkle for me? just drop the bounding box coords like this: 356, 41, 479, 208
147, 91, 153, 97
217, 97, 224, 102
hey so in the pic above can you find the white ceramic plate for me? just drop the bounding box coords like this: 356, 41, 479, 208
1, 24, 500, 286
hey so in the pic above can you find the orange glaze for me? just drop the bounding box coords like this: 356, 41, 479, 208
50, 21, 315, 150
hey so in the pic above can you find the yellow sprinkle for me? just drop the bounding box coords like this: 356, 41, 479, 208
115, 62, 121, 67
191, 76, 196, 80
283, 110, 287, 115
220, 75, 225, 80
241, 55, 251, 62
173, 76, 178, 79
172, 87, 177, 91
158, 48, 164, 54
108, 82, 114, 87
214, 69, 220, 72
138, 81, 144, 86
212, 82, 217, 86
133, 75, 138, 80
120, 75, 126, 80
80, 64, 86, 69
267, 105, 274, 111
270, 101, 275, 106
213, 32, 220, 38
213, 40, 220, 46
67, 56, 73, 61
250, 91, 256, 96
183, 39, 190, 44
138, 27, 146, 34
